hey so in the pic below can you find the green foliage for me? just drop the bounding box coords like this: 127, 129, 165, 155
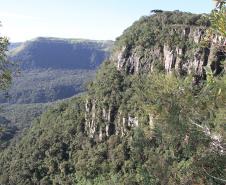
0, 29, 11, 91
0, 9, 225, 185
88, 61, 125, 107
0, 23, 12, 135
0, 103, 48, 149
114, 11, 209, 52
210, 6, 226, 37
1, 62, 225, 184
203, 1, 226, 52
210, 0, 226, 37
0, 115, 17, 149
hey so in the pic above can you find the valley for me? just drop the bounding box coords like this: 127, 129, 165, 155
0, 2, 225, 185
0, 37, 112, 150
2, 37, 113, 103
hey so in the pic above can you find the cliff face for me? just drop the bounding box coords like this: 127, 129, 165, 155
84, 11, 225, 140
85, 99, 139, 140
1, 11, 225, 184
113, 27, 225, 78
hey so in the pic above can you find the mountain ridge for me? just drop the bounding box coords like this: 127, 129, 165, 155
9, 37, 113, 70
0, 11, 225, 185
0, 37, 113, 104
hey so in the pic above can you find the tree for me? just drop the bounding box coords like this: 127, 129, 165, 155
204, 0, 226, 52
213, 0, 225, 9
211, 1, 226, 37
0, 23, 11, 90
0, 22, 12, 133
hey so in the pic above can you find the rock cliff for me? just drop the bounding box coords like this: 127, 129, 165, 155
84, 11, 225, 140
113, 27, 225, 79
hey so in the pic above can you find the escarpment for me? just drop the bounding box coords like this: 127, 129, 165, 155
85, 99, 139, 140
84, 11, 226, 140
1, 10, 226, 185
113, 26, 225, 78
112, 12, 225, 78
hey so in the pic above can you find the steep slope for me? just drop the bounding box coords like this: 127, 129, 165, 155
0, 11, 225, 185
0, 38, 113, 103
0, 103, 47, 149
85, 11, 225, 138
0, 69, 95, 103
112, 11, 224, 77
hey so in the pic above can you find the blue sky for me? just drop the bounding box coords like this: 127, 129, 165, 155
0, 0, 214, 42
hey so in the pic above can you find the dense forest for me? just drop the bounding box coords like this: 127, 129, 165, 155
0, 38, 113, 104
0, 38, 112, 152
0, 69, 95, 104
0, 4, 226, 185
0, 103, 49, 149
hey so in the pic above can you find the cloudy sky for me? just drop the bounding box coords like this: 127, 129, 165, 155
0, 0, 214, 42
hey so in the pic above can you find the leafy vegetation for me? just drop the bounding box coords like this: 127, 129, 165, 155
1, 63, 225, 184
0, 25, 11, 90
0, 7, 225, 185
114, 11, 210, 51
0, 103, 48, 149
0, 23, 12, 136
210, 0, 226, 37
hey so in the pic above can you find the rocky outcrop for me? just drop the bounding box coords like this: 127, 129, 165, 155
113, 27, 225, 79
85, 99, 111, 140
164, 45, 177, 73
85, 99, 139, 140
84, 99, 96, 138
116, 46, 141, 74
116, 114, 139, 137
84, 17, 226, 141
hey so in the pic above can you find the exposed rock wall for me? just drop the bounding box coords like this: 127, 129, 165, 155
85, 99, 139, 140
84, 25, 225, 140
113, 27, 225, 78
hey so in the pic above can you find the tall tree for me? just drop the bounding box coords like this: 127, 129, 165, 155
0, 22, 12, 133
0, 23, 11, 90
206, 0, 226, 51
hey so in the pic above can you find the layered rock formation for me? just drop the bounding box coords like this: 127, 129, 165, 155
1, 11, 225, 184
85, 99, 139, 140
113, 27, 225, 78
84, 11, 225, 140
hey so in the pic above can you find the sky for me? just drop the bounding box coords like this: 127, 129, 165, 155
0, 0, 214, 42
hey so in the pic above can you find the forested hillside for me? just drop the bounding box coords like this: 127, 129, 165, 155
0, 38, 113, 103
0, 103, 47, 149
0, 10, 225, 185
0, 38, 112, 151
0, 69, 95, 103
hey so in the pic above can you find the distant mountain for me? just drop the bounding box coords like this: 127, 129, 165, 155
0, 37, 113, 104
1, 11, 225, 185
9, 37, 113, 70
